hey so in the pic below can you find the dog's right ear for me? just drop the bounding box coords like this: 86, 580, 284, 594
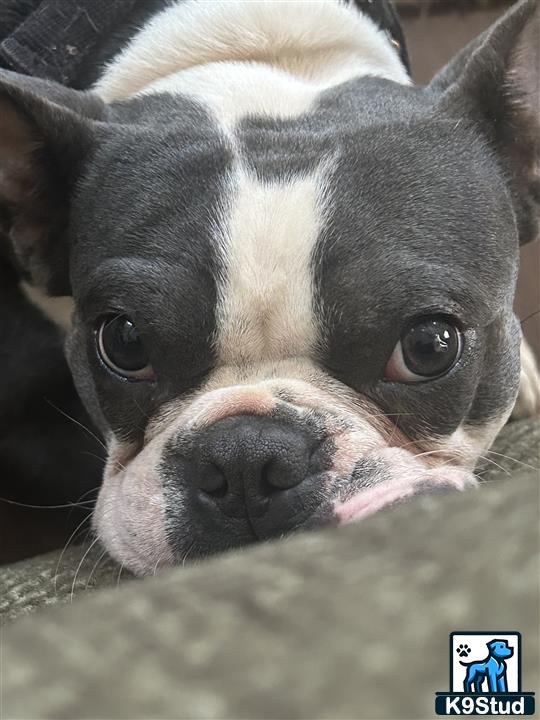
430, 0, 539, 246
0, 70, 106, 295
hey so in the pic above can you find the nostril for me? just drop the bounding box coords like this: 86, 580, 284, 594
197, 462, 228, 497
260, 460, 279, 494
261, 458, 304, 492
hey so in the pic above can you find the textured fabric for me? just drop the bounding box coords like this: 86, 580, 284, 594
0, 542, 128, 624
0, 0, 137, 83
1, 418, 538, 719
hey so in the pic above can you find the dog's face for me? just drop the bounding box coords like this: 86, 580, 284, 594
0, 1, 538, 573
67, 88, 521, 569
488, 641, 514, 660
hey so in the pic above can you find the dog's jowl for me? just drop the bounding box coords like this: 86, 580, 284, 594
0, 0, 539, 573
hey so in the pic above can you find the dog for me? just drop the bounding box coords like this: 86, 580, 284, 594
461, 640, 514, 693
0, 0, 538, 574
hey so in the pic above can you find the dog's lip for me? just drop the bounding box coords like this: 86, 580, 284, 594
332, 448, 477, 523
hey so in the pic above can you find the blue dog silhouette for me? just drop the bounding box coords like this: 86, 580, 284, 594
460, 639, 513, 693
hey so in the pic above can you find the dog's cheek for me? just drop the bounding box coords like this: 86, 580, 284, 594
433, 407, 515, 469
93, 441, 176, 575
64, 322, 111, 438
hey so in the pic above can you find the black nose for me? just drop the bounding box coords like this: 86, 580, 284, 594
194, 415, 313, 500
164, 414, 330, 551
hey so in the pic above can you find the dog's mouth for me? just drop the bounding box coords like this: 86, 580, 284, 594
332, 446, 475, 522
92, 378, 480, 574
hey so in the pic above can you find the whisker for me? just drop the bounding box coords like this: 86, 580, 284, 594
394, 437, 424, 452
45, 399, 107, 452
476, 454, 512, 477
66, 484, 101, 522
70, 536, 101, 603
84, 547, 109, 590
82, 450, 127, 475
116, 562, 126, 588
353, 409, 414, 423
0, 496, 95, 511
520, 308, 540, 325
54, 515, 94, 595
81, 451, 107, 466
181, 541, 196, 567
75, 485, 101, 504
385, 417, 403, 446
411, 448, 451, 460
151, 549, 171, 576
133, 396, 151, 423
431, 452, 513, 480
484, 449, 539, 472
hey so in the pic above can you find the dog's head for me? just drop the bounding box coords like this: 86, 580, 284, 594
488, 640, 514, 660
0, 1, 538, 572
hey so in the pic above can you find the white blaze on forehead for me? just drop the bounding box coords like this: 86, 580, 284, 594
215, 167, 323, 365
95, 0, 409, 115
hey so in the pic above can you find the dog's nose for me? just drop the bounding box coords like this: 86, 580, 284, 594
194, 415, 312, 499
164, 414, 329, 548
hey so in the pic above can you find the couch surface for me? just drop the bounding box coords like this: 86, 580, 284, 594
1, 418, 539, 719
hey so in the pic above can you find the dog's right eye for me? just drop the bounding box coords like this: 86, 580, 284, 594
384, 316, 462, 382
97, 315, 155, 381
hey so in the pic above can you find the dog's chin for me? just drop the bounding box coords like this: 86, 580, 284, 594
92, 439, 478, 576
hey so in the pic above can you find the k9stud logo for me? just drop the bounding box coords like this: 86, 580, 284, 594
435, 632, 535, 715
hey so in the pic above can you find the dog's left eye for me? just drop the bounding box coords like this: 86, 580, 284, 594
97, 315, 155, 381
384, 317, 462, 382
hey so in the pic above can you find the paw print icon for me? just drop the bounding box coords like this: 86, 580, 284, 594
456, 643, 471, 658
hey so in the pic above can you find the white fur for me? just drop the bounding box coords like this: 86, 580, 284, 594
139, 61, 319, 127
93, 436, 175, 575
436, 411, 515, 469
215, 166, 326, 365
96, 0, 409, 125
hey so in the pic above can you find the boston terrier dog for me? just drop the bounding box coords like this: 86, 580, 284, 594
0, 0, 538, 574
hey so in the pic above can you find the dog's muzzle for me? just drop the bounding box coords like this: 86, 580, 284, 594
162, 414, 331, 544
94, 373, 479, 573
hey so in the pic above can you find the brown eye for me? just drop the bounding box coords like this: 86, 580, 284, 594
97, 315, 155, 381
385, 317, 462, 382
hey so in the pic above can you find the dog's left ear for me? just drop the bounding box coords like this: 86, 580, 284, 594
0, 70, 106, 295
431, 0, 539, 245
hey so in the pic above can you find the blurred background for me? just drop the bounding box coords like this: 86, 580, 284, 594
396, 0, 539, 360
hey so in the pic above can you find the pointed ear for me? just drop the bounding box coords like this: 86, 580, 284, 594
431, 0, 539, 245
0, 70, 106, 294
